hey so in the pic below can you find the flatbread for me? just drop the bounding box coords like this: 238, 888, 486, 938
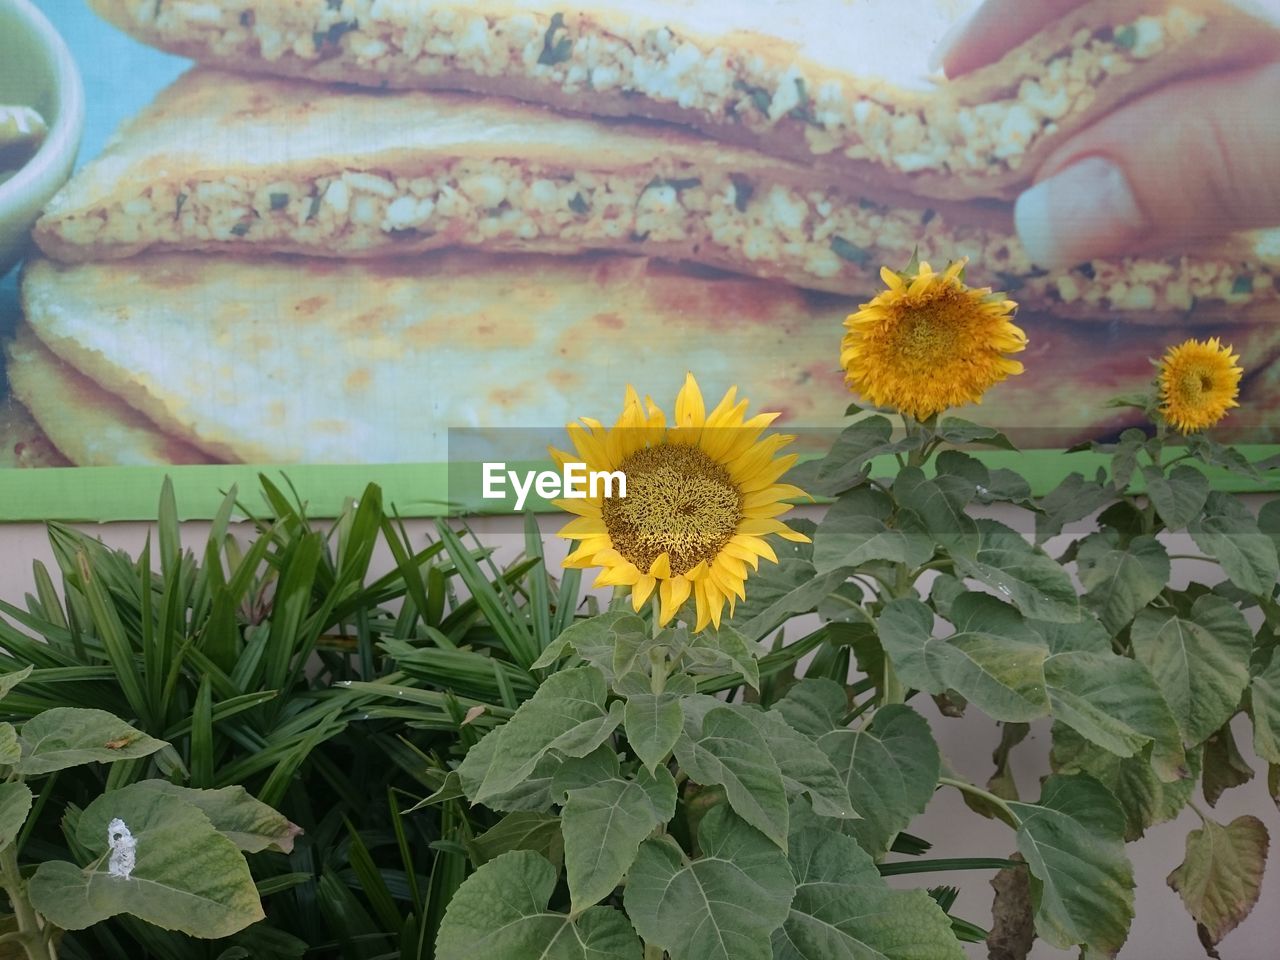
33, 68, 1280, 324
4, 325, 212, 466
20, 250, 1280, 466
87, 0, 1280, 201
0, 395, 69, 468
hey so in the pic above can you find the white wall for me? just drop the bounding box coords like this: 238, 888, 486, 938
0, 508, 1275, 960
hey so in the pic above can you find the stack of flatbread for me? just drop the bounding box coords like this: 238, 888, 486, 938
4, 0, 1280, 466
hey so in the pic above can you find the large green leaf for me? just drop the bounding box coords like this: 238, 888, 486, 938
531, 612, 647, 678
16, 708, 168, 776
1167, 816, 1269, 953
794, 416, 918, 495
0, 665, 32, 702
774, 680, 847, 739
436, 850, 641, 960
28, 783, 264, 938
818, 705, 940, 858
0, 781, 32, 853
1008, 775, 1134, 953
1142, 465, 1208, 530
728, 559, 851, 641
774, 824, 964, 960
1189, 492, 1280, 595
1250, 648, 1280, 764
894, 468, 978, 559
626, 806, 794, 960
1075, 533, 1170, 633
469, 812, 564, 869
556, 752, 676, 912
748, 708, 854, 820
624, 693, 683, 773
952, 520, 1080, 623
675, 705, 789, 849
814, 487, 932, 573
1035, 474, 1115, 543
459, 667, 623, 804
126, 781, 301, 854
1044, 651, 1185, 779
456, 726, 564, 813
0, 723, 19, 767
1202, 724, 1255, 806
1131, 597, 1253, 745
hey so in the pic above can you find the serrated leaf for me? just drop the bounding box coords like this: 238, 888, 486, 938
1035, 474, 1115, 543
0, 665, 32, 701
1189, 492, 1280, 595
1168, 816, 1269, 953
728, 560, 850, 641
455, 729, 563, 813
1008, 775, 1134, 954
1251, 649, 1280, 764
127, 781, 301, 854
935, 418, 1018, 451
561, 763, 675, 912
774, 824, 965, 960
29, 783, 264, 938
531, 612, 647, 677
469, 812, 564, 869
798, 417, 920, 496
626, 806, 794, 960
953, 520, 1080, 623
1131, 597, 1253, 745
818, 705, 940, 858
0, 781, 32, 853
17, 708, 168, 775
624, 693, 683, 772
1044, 651, 1185, 779
746, 708, 853, 819
0, 723, 19, 767
460, 667, 623, 804
1202, 724, 1254, 807
814, 487, 933, 573
688, 625, 762, 690
1142, 465, 1209, 529
1075, 533, 1170, 633
774, 679, 847, 739
895, 468, 978, 558
436, 851, 640, 960
675, 705, 789, 849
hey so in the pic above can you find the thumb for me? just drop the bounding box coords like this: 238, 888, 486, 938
1014, 62, 1280, 269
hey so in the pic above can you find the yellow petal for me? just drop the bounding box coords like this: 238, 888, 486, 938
632, 575, 657, 610
594, 564, 640, 588
674, 372, 706, 428
649, 553, 672, 579
556, 516, 607, 539
660, 576, 692, 625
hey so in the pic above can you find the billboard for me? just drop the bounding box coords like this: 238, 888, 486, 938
2, 0, 1278, 519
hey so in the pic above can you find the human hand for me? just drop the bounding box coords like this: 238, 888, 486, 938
935, 0, 1280, 269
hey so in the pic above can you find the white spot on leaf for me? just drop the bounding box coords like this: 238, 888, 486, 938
108, 818, 137, 879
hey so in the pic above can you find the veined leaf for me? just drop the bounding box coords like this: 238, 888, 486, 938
123, 781, 301, 854
1202, 724, 1255, 806
469, 812, 564, 869
1250, 648, 1280, 764
436, 850, 640, 960
1142, 465, 1208, 530
813, 487, 932, 573
952, 520, 1080, 623
1189, 492, 1280, 595
624, 693, 683, 773
746, 708, 854, 820
1008, 775, 1134, 954
459, 667, 623, 804
1131, 597, 1253, 745
17, 708, 167, 776
29, 783, 264, 938
1168, 816, 1269, 953
728, 559, 850, 642
773, 679, 847, 739
818, 705, 940, 858
626, 806, 794, 960
774, 824, 965, 960
1075, 533, 1170, 633
0, 723, 19, 767
0, 781, 32, 852
0, 665, 33, 702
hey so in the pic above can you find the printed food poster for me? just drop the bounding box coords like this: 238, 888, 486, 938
1, 0, 1278, 519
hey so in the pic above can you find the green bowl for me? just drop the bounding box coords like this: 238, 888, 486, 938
0, 0, 85, 278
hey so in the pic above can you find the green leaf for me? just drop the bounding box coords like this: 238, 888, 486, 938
774, 679, 847, 739
813, 487, 932, 573
624, 693, 683, 772
1167, 816, 1269, 953
774, 824, 965, 960
0, 723, 19, 767
1075, 533, 1170, 633
1142, 465, 1209, 529
126, 781, 301, 854
794, 417, 919, 496
626, 806, 795, 960
1035, 474, 1115, 543
818, 705, 940, 858
0, 781, 32, 852
1202, 724, 1255, 806
747, 708, 853, 819
1044, 651, 1185, 779
728, 560, 849, 641
560, 761, 675, 912
675, 704, 790, 849
1251, 648, 1280, 764
1189, 492, 1280, 595
436, 851, 641, 960
935, 418, 1018, 451
0, 665, 32, 701
1008, 775, 1134, 954
894, 468, 978, 559
29, 782, 264, 938
532, 612, 647, 675
1131, 597, 1253, 745
469, 812, 564, 869
953, 520, 1080, 623
689, 625, 763, 690
460, 667, 624, 804
17, 708, 168, 775
456, 730, 563, 813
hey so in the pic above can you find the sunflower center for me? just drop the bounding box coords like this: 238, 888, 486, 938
891, 290, 976, 363
1178, 367, 1214, 400
602, 443, 743, 577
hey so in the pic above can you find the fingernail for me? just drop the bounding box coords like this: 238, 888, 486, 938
1014, 157, 1147, 269
929, 13, 975, 73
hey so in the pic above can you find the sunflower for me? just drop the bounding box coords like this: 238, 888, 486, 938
552, 374, 808, 632
841, 259, 1026, 421
1157, 337, 1243, 433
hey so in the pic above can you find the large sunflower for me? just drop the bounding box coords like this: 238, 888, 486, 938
1158, 337, 1243, 433
841, 259, 1026, 421
552, 374, 808, 632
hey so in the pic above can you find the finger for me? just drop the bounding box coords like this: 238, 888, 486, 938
933, 0, 1088, 76
1014, 62, 1280, 269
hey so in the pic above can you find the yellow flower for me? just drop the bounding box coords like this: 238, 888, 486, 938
552, 374, 808, 633
841, 259, 1026, 421
1158, 337, 1243, 433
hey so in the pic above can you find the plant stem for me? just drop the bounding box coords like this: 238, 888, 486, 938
644, 943, 665, 960
938, 776, 1019, 827
0, 843, 54, 960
